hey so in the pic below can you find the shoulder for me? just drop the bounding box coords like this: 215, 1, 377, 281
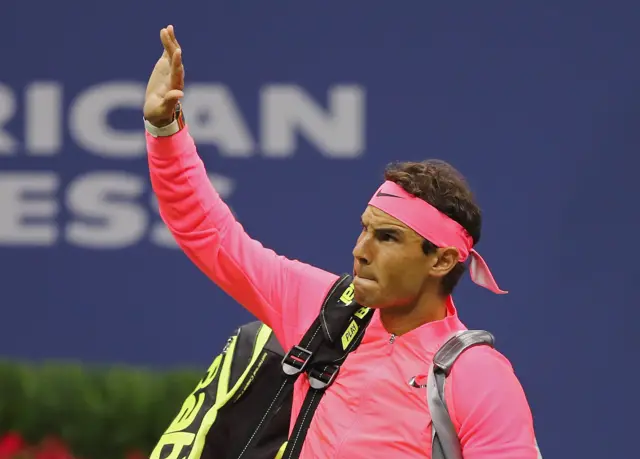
446, 344, 522, 418
450, 343, 515, 380
282, 261, 340, 342
444, 343, 537, 453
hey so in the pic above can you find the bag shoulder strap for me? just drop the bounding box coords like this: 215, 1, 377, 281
236, 274, 373, 459
282, 273, 373, 380
428, 330, 495, 459
280, 273, 374, 458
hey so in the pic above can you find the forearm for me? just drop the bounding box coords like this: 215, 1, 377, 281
146, 125, 338, 346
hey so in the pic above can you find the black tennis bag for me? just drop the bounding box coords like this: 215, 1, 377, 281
149, 274, 495, 459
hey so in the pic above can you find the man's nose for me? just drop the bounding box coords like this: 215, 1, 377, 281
352, 234, 371, 266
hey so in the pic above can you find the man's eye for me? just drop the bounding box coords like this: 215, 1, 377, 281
378, 231, 396, 242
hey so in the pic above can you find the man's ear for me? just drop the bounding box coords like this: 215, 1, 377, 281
428, 247, 459, 279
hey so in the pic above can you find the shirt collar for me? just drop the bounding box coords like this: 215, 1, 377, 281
363, 296, 466, 350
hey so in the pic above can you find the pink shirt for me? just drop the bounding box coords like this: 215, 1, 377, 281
147, 126, 540, 458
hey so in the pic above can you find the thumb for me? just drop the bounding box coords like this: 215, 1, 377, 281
164, 89, 184, 104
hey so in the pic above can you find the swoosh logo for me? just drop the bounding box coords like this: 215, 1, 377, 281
376, 190, 402, 199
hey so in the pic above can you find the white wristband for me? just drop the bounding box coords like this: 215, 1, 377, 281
144, 118, 181, 137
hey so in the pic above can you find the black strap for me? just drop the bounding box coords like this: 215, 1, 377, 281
233, 274, 372, 459
281, 274, 373, 458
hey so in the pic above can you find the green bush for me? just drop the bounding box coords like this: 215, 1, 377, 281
0, 359, 204, 459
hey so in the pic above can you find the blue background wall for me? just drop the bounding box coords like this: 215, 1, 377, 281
2, 2, 639, 457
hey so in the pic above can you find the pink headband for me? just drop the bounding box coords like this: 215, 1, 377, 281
368, 181, 507, 295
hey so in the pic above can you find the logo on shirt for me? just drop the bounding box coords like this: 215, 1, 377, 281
408, 374, 428, 389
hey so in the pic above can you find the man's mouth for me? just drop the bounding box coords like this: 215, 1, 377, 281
354, 270, 375, 282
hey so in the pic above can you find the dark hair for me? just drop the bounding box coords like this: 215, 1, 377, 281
384, 159, 482, 295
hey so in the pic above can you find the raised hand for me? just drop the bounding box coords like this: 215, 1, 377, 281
143, 25, 185, 127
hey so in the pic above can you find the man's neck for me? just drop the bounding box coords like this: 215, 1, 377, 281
379, 292, 448, 337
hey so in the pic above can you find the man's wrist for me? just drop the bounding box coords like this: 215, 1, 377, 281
148, 117, 175, 128
144, 118, 181, 137
144, 103, 185, 137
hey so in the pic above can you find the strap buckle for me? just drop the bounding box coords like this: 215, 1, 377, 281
308, 364, 340, 390
282, 345, 313, 376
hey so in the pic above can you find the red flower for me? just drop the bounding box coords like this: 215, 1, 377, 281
34, 436, 74, 459
0, 431, 26, 458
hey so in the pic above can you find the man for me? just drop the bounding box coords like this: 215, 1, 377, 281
143, 25, 540, 458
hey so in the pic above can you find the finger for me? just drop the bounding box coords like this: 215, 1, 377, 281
161, 27, 177, 57
159, 28, 169, 58
168, 25, 181, 50
171, 48, 185, 90
160, 28, 174, 56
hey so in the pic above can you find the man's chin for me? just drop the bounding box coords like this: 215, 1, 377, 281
354, 291, 368, 307
353, 282, 381, 308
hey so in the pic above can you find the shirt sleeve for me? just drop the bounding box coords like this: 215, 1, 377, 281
146, 126, 338, 348
446, 346, 542, 459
